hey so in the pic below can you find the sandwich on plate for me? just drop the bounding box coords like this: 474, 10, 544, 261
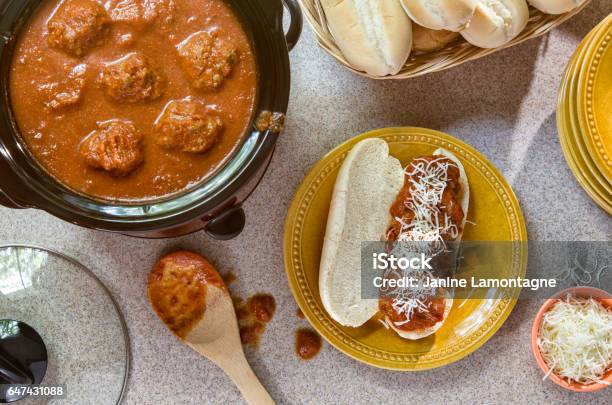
319, 138, 469, 339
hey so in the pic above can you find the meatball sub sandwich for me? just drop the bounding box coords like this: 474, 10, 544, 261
319, 139, 469, 339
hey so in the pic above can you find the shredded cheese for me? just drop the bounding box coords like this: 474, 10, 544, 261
383, 157, 459, 324
396, 157, 459, 254
537, 296, 612, 385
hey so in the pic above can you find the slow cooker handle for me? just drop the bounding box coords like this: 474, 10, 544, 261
282, 0, 303, 52
0, 158, 28, 209
205, 204, 246, 240
0, 190, 25, 209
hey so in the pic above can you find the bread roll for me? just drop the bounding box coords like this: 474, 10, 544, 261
527, 0, 587, 14
412, 25, 459, 53
384, 148, 470, 340
320, 0, 412, 76
319, 139, 404, 327
435, 148, 470, 221
460, 0, 529, 48
400, 0, 477, 32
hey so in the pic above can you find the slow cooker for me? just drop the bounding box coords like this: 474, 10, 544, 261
0, 0, 302, 240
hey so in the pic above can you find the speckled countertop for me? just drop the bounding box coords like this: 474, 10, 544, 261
2, 1, 612, 404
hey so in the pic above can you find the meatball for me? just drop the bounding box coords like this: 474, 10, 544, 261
47, 0, 110, 57
80, 120, 144, 176
108, 0, 175, 28
99, 53, 163, 103
154, 98, 223, 153
44, 64, 87, 110
176, 31, 237, 90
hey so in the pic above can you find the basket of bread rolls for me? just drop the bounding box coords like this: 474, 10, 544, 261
299, 0, 591, 78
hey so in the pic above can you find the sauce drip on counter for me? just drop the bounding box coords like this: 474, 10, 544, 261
248, 294, 276, 323
234, 293, 276, 349
10, 0, 257, 202
221, 271, 236, 286
295, 328, 322, 360
147, 251, 225, 339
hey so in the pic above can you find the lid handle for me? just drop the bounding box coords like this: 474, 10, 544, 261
0, 320, 48, 402
205, 205, 246, 240
0, 351, 33, 385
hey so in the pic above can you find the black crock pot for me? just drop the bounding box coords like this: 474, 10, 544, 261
0, 0, 302, 239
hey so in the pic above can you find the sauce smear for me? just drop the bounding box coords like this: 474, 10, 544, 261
147, 251, 225, 339
235, 293, 276, 349
295, 328, 322, 360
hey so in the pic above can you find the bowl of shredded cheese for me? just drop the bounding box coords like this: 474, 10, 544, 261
532, 287, 612, 392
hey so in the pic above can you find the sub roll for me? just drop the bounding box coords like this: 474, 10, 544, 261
400, 0, 477, 32
460, 0, 529, 48
320, 0, 413, 76
412, 25, 460, 53
319, 139, 470, 340
527, 0, 588, 14
319, 139, 404, 327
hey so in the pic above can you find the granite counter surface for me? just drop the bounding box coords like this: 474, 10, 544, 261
2, 1, 611, 404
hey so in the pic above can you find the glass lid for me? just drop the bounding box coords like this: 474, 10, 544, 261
0, 245, 128, 404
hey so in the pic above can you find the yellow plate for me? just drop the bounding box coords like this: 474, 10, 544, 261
557, 25, 612, 212
566, 33, 612, 198
577, 15, 612, 182
556, 18, 612, 213
283, 127, 528, 370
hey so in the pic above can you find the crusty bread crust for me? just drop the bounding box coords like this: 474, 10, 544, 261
319, 138, 404, 327
412, 25, 459, 53
320, 0, 412, 76
460, 0, 529, 48
528, 0, 586, 15
400, 0, 477, 32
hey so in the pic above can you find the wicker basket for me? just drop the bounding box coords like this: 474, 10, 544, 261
299, 0, 592, 79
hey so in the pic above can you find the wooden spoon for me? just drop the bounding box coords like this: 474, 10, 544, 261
147, 251, 274, 405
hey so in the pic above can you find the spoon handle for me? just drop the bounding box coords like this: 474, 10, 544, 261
218, 351, 275, 405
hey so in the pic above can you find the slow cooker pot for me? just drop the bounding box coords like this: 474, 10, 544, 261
0, 0, 302, 239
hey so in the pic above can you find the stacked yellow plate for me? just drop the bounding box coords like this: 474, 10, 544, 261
557, 14, 612, 214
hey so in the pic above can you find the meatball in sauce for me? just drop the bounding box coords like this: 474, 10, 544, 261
154, 97, 223, 153
107, 0, 175, 28
47, 0, 110, 57
10, 0, 257, 201
79, 120, 144, 176
177, 31, 237, 90
99, 53, 164, 103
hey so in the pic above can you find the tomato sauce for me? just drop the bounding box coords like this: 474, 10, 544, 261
295, 328, 322, 360
380, 155, 463, 331
234, 293, 276, 349
10, 0, 257, 202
